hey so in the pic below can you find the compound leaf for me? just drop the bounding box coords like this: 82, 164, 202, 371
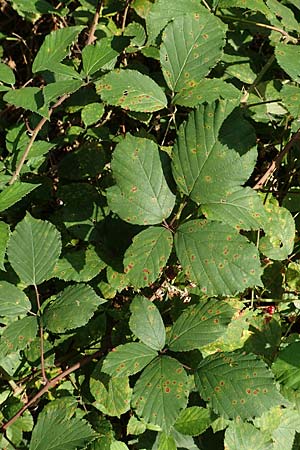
175, 220, 263, 296
7, 214, 61, 286
102, 342, 157, 377
43, 284, 105, 334
29, 405, 95, 450
160, 13, 226, 96
107, 134, 175, 225
132, 356, 189, 433
124, 226, 173, 288
0, 281, 31, 317
96, 70, 167, 112
129, 295, 166, 351
195, 351, 285, 419
168, 299, 235, 351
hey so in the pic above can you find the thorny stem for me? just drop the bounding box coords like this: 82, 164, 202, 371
85, 0, 103, 45
0, 350, 102, 432
218, 14, 298, 44
253, 130, 300, 190
34, 284, 47, 384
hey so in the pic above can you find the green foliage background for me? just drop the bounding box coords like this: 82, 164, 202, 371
0, 0, 300, 448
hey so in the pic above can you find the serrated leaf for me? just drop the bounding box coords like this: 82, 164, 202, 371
224, 421, 273, 450
82, 37, 128, 76
32, 26, 83, 73
174, 406, 212, 436
172, 101, 265, 230
272, 342, 300, 389
0, 221, 9, 270
281, 84, 300, 119
107, 134, 175, 225
43, 284, 105, 333
96, 70, 167, 112
175, 220, 263, 296
0, 316, 37, 357
3, 87, 46, 115
195, 351, 285, 419
0, 182, 40, 212
146, 0, 207, 43
0, 62, 15, 84
102, 342, 157, 377
275, 43, 300, 83
129, 295, 166, 351
81, 102, 105, 127
158, 433, 176, 450
168, 299, 235, 351
0, 281, 31, 317
52, 245, 106, 282
160, 13, 226, 95
259, 198, 295, 260
7, 214, 61, 286
124, 226, 173, 288
132, 356, 189, 432
29, 405, 95, 450
43, 79, 83, 106
127, 416, 146, 435
91, 373, 132, 417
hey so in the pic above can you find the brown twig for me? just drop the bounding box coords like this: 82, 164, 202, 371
85, 0, 103, 45
0, 350, 102, 432
9, 93, 69, 185
121, 0, 131, 33
253, 130, 300, 190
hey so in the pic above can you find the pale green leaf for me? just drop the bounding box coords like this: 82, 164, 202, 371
0, 182, 40, 212
0, 221, 9, 270
175, 220, 263, 296
168, 299, 234, 351
107, 134, 175, 225
158, 433, 176, 450
0, 281, 31, 317
7, 214, 61, 285
0, 316, 37, 357
195, 351, 285, 419
0, 62, 15, 84
90, 374, 132, 417
224, 421, 273, 450
102, 342, 157, 377
129, 295, 166, 351
127, 416, 146, 435
160, 13, 226, 94
29, 405, 95, 450
32, 26, 83, 73
81, 102, 105, 127
275, 43, 300, 84
124, 226, 173, 288
132, 356, 189, 432
110, 442, 129, 450
96, 70, 167, 112
174, 406, 212, 436
43, 284, 105, 333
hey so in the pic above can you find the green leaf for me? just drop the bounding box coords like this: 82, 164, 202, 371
82, 37, 128, 76
52, 245, 106, 282
127, 416, 146, 435
281, 84, 300, 119
132, 356, 189, 432
124, 226, 173, 288
102, 342, 157, 377
195, 351, 285, 419
0, 281, 31, 317
0, 62, 15, 84
275, 43, 300, 83
96, 69, 167, 112
129, 295, 166, 351
160, 13, 226, 95
158, 433, 176, 450
3, 87, 46, 115
0, 221, 9, 270
111, 442, 129, 450
58, 142, 106, 180
29, 405, 95, 450
107, 134, 175, 225
146, 0, 207, 43
224, 421, 273, 450
32, 26, 83, 73
172, 101, 264, 230
43, 80, 83, 106
272, 342, 300, 389
90, 373, 132, 417
174, 406, 212, 436
43, 284, 105, 333
168, 299, 235, 351
7, 214, 61, 286
0, 182, 40, 212
175, 220, 263, 296
259, 198, 295, 260
81, 102, 105, 127
0, 316, 37, 357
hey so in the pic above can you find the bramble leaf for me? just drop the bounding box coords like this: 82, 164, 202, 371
224, 421, 273, 450
90, 373, 132, 417
124, 226, 173, 288
0, 221, 9, 270
107, 134, 175, 225
0, 316, 37, 357
0, 281, 31, 317
0, 182, 41, 212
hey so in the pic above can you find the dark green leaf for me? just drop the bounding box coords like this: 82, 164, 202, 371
0, 221, 9, 270
0, 182, 40, 212
0, 316, 37, 357
0, 281, 31, 317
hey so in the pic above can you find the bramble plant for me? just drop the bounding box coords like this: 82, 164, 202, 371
0, 0, 300, 448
